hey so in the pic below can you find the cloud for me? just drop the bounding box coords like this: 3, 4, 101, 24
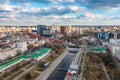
19, 5, 85, 16
8, 0, 120, 11
77, 12, 104, 20
10, 0, 120, 9
0, 10, 11, 12
0, 0, 9, 4
9, 0, 62, 4
0, 0, 120, 25
75, 0, 120, 9
111, 17, 120, 20
0, 5, 15, 12
0, 16, 10, 18
69, 6, 85, 12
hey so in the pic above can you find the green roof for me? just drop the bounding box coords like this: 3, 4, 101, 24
0, 48, 51, 72
0, 58, 19, 70
89, 46, 106, 53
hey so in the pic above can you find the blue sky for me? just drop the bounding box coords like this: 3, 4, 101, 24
0, 0, 120, 25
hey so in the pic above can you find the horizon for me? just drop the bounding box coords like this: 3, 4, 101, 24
1, 24, 120, 26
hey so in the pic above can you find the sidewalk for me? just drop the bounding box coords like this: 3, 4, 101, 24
36, 48, 68, 80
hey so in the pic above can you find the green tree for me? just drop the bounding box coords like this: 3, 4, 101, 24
25, 73, 31, 80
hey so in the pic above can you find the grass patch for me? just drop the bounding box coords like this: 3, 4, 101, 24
45, 53, 59, 61
32, 65, 45, 72
7, 70, 24, 80
83, 53, 107, 80
1, 61, 31, 79
18, 71, 40, 80
25, 63, 34, 69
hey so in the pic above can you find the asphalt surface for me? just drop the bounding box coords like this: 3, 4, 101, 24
47, 52, 76, 80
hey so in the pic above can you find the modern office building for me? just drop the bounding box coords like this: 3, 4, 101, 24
97, 32, 116, 41
37, 25, 51, 37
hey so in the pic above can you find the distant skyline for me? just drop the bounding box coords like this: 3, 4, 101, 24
0, 0, 120, 25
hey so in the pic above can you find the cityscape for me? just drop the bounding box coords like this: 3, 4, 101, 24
0, 0, 120, 80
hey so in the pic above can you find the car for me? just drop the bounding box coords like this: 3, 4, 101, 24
43, 62, 50, 68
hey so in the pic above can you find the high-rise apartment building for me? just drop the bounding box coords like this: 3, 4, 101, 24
60, 26, 66, 34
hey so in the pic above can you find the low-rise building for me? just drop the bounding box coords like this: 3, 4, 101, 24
16, 41, 28, 53
0, 47, 18, 60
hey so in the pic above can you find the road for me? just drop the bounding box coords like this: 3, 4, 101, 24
79, 49, 87, 80
95, 51, 111, 80
101, 62, 111, 80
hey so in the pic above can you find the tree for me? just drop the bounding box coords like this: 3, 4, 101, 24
55, 49, 58, 53
98, 74, 102, 79
25, 73, 31, 80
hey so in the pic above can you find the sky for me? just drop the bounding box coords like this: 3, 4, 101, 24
0, 0, 120, 25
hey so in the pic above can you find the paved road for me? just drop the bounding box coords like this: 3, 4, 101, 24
101, 62, 111, 80
79, 50, 87, 80
47, 51, 77, 80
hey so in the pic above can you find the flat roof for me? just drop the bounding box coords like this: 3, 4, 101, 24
0, 48, 51, 72
89, 46, 106, 53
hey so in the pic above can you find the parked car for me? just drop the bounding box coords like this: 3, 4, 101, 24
43, 62, 50, 68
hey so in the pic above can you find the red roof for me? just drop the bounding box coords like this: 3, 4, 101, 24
8, 42, 15, 45
22, 32, 38, 39
0, 37, 8, 40
29, 34, 38, 39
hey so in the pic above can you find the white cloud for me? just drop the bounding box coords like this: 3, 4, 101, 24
83, 12, 104, 19
18, 6, 41, 13
0, 0, 120, 25
69, 6, 85, 12
65, 0, 75, 3
0, 4, 15, 11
